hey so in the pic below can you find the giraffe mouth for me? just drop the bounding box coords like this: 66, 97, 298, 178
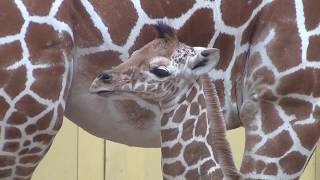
96, 90, 114, 97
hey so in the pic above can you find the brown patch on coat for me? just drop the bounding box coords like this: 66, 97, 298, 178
186, 87, 197, 103
184, 141, 210, 166
307, 35, 320, 61
23, 0, 54, 16
3, 66, 27, 98
172, 104, 188, 123
303, 0, 320, 31
241, 15, 259, 45
245, 134, 262, 152
140, 0, 195, 18
181, 118, 196, 141
214, 80, 225, 107
0, 169, 12, 178
129, 25, 157, 54
279, 97, 313, 121
256, 160, 266, 173
33, 134, 54, 144
240, 156, 255, 174
277, 68, 317, 96
262, 0, 301, 72
163, 161, 185, 177
0, 97, 9, 120
16, 166, 35, 177
36, 110, 53, 130
214, 34, 235, 71
161, 128, 179, 142
264, 163, 278, 175
25, 23, 66, 65
19, 148, 29, 155
0, 41, 22, 68
0, 155, 15, 167
19, 155, 41, 164
252, 67, 275, 85
7, 112, 27, 125
25, 124, 37, 135
0, 1, 24, 37
293, 123, 320, 150
279, 151, 307, 174
190, 102, 200, 116
198, 94, 206, 110
260, 101, 283, 133
177, 9, 215, 47
23, 140, 31, 147
56, 0, 103, 48
260, 89, 278, 102
230, 53, 248, 102
91, 0, 138, 45
53, 105, 64, 131
256, 131, 293, 157
3, 142, 20, 152
161, 143, 182, 159
221, 0, 262, 27
185, 168, 200, 180
195, 113, 207, 137
31, 66, 64, 101
29, 147, 42, 153
5, 127, 22, 140
231, 53, 247, 83
161, 110, 174, 126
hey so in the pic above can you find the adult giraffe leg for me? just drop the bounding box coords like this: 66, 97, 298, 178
237, 61, 320, 179
240, 95, 320, 179
0, 1, 74, 178
0, 39, 73, 180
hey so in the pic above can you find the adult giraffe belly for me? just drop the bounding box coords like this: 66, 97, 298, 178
65, 79, 161, 147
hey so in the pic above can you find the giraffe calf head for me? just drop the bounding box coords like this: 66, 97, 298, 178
90, 23, 220, 100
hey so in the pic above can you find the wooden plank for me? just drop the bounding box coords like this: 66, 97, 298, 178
32, 118, 78, 180
105, 141, 129, 180
105, 141, 162, 180
301, 150, 316, 180
77, 128, 104, 180
316, 147, 319, 180
227, 127, 245, 168
143, 148, 162, 180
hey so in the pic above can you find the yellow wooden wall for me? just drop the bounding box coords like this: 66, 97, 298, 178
33, 118, 319, 180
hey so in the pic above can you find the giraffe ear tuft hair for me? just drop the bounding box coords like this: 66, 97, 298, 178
154, 22, 176, 39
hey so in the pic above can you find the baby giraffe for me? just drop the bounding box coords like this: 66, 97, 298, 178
90, 23, 240, 180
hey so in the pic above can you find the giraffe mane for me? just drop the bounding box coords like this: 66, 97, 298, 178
154, 22, 176, 39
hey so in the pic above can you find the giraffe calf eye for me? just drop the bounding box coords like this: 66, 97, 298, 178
150, 67, 171, 78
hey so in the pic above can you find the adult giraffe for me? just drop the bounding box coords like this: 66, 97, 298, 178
0, 0, 319, 179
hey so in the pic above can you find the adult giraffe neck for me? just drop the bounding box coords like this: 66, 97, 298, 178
158, 76, 240, 179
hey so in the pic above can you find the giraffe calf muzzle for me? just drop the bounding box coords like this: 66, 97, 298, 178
89, 75, 114, 95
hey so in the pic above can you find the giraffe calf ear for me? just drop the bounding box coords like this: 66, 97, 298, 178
190, 48, 220, 76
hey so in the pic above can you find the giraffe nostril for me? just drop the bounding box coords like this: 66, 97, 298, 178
98, 73, 112, 81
